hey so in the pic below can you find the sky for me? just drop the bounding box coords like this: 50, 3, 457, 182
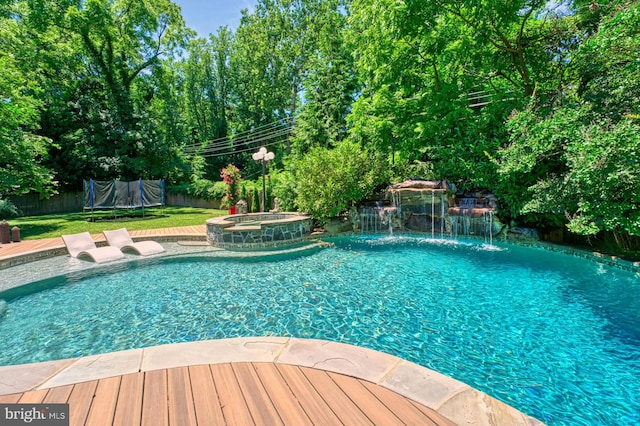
173, 0, 257, 37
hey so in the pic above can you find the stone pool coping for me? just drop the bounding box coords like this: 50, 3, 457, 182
0, 337, 543, 425
521, 241, 640, 274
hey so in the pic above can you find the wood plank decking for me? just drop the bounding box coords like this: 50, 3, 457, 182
0, 363, 455, 426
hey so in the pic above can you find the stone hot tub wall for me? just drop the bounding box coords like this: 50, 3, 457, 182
206, 212, 313, 249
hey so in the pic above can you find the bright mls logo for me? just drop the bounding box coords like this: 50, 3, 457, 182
1, 404, 69, 425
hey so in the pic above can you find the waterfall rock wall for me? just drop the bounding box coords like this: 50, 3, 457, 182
357, 179, 503, 240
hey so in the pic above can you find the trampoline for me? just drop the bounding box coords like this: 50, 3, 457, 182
83, 179, 165, 217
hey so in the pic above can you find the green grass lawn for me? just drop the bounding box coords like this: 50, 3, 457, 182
10, 206, 227, 240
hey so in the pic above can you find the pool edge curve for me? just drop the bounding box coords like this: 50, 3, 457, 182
0, 337, 544, 425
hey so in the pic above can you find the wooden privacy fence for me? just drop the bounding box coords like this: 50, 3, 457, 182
9, 192, 229, 216
165, 193, 222, 209
12, 192, 83, 216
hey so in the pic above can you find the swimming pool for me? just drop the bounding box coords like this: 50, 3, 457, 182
1, 235, 639, 425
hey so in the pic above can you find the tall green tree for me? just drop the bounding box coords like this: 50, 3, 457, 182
25, 0, 191, 183
136, 58, 192, 183
290, 0, 356, 156
0, 4, 56, 197
183, 30, 231, 147
180, 28, 234, 180
230, 1, 341, 138
497, 2, 640, 238
346, 0, 577, 189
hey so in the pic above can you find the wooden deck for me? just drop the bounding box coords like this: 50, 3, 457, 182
0, 362, 454, 426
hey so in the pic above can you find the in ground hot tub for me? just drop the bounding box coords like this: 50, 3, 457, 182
206, 212, 313, 249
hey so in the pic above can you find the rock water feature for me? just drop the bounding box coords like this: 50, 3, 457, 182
356, 179, 501, 242
448, 192, 499, 244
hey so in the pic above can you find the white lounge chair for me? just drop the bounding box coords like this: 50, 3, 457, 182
62, 232, 125, 263
103, 228, 165, 256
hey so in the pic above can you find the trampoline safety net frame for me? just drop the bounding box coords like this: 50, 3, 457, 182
83, 179, 165, 218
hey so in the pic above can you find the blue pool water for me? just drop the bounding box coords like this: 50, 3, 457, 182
1, 235, 639, 425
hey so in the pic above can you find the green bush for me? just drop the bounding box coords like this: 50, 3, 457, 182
270, 169, 297, 212
0, 198, 20, 220
167, 179, 227, 200
251, 188, 260, 212
292, 140, 390, 223
391, 159, 437, 183
234, 180, 259, 211
499, 105, 640, 236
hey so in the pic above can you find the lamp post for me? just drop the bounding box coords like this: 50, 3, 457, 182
252, 146, 275, 212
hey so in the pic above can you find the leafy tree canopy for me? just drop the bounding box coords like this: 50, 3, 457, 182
0, 6, 56, 197
2, 0, 638, 246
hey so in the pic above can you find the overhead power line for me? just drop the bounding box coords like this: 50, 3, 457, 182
185, 126, 292, 155
189, 129, 292, 157
184, 117, 293, 149
197, 138, 288, 158
183, 117, 295, 153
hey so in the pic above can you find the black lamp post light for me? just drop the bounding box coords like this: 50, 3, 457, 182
252, 146, 275, 212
